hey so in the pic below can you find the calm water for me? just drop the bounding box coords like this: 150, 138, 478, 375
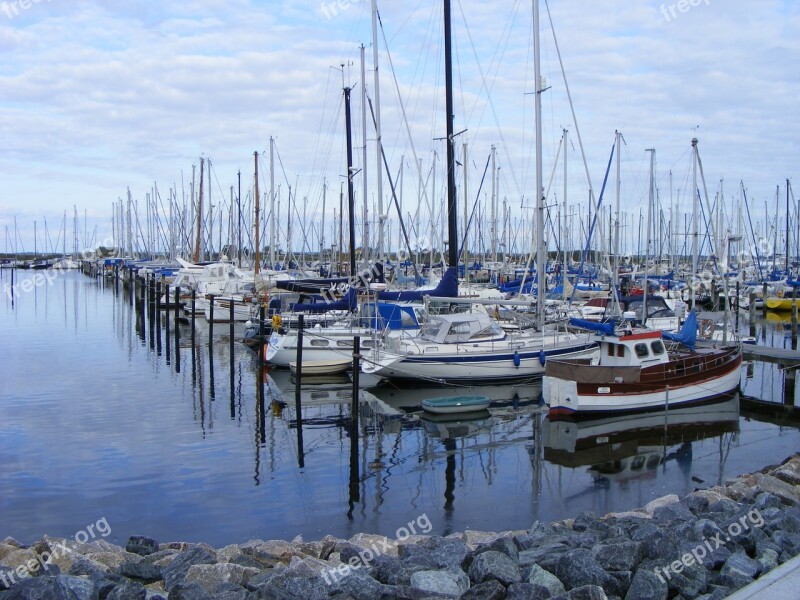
1, 269, 798, 548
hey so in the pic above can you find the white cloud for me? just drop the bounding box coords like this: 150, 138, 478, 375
0, 0, 797, 255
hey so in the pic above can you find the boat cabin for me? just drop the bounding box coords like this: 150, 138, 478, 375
420, 312, 505, 344
596, 330, 671, 368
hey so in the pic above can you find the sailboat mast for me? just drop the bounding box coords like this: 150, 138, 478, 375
443, 0, 458, 268
344, 86, 357, 277
532, 0, 545, 328
371, 0, 385, 263
691, 138, 698, 309
254, 151, 260, 275
270, 136, 276, 268
194, 157, 204, 263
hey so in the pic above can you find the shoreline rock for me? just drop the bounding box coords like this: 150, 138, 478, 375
1, 453, 799, 599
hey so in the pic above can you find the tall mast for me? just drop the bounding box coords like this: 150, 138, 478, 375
270, 137, 276, 268
254, 151, 260, 275
371, 0, 385, 263
532, 0, 545, 328
645, 148, 656, 322
613, 130, 621, 311
491, 144, 497, 266
360, 45, 369, 262
344, 86, 357, 277
691, 138, 698, 310
194, 157, 204, 263
443, 0, 458, 268
786, 179, 790, 274
563, 129, 568, 301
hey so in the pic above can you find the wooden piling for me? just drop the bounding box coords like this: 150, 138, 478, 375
174, 286, 181, 374
749, 291, 756, 337
295, 314, 305, 468
792, 288, 798, 350
229, 299, 235, 419
165, 283, 171, 361
351, 336, 360, 424
209, 295, 215, 343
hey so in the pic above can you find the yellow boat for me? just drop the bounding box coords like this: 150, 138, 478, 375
765, 296, 800, 311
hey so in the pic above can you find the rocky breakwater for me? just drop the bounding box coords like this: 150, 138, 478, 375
1, 454, 800, 600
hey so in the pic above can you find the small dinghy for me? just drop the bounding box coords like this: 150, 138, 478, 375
420, 395, 491, 415
289, 358, 351, 376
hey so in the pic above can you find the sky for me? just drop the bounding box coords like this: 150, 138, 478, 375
0, 0, 798, 257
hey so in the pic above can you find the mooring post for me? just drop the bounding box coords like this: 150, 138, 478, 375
191, 289, 196, 344
735, 281, 740, 333
209, 295, 215, 343
785, 368, 796, 406
295, 314, 305, 468
762, 282, 768, 316
165, 283, 171, 357
749, 291, 756, 337
792, 287, 798, 350
351, 336, 361, 424
174, 286, 181, 374
229, 299, 235, 420
155, 278, 162, 315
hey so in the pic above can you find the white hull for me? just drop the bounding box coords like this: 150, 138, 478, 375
266, 327, 380, 367
545, 363, 741, 416
289, 358, 352, 376
200, 298, 253, 322
362, 334, 597, 383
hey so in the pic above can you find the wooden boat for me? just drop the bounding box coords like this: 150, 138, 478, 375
421, 395, 491, 414
544, 313, 742, 418
289, 358, 352, 376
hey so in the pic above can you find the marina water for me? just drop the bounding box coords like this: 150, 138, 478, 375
1, 269, 798, 548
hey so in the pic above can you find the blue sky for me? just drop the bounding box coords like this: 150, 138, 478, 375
0, 0, 797, 255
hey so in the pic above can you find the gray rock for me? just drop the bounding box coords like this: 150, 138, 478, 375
107, 579, 147, 600
3, 575, 94, 600
692, 519, 724, 542
625, 569, 667, 600
771, 530, 800, 555
418, 537, 469, 569
209, 583, 249, 600
706, 498, 741, 515
753, 473, 800, 505
711, 569, 753, 591
591, 541, 644, 572
722, 551, 761, 579
754, 492, 782, 511
475, 537, 518, 562
409, 568, 469, 596
771, 463, 800, 486
684, 493, 710, 515
524, 564, 565, 595
184, 563, 259, 594
164, 581, 210, 600
126, 537, 159, 557
162, 546, 217, 591
653, 502, 695, 523
517, 543, 570, 573
369, 554, 411, 586
263, 573, 328, 600
467, 551, 521, 586
328, 570, 388, 600
555, 549, 618, 594
119, 561, 162, 583
757, 548, 779, 574
552, 584, 609, 599
68, 556, 108, 577
458, 579, 506, 600
505, 582, 551, 599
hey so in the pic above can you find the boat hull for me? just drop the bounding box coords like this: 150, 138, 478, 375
545, 347, 743, 418
363, 341, 597, 384
421, 396, 491, 414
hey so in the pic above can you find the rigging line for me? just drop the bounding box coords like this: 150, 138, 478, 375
543, 0, 596, 206
377, 12, 435, 239
456, 0, 524, 200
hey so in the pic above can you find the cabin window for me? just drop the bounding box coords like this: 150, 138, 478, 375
634, 343, 649, 358
617, 344, 625, 357
607, 343, 615, 357
310, 339, 329, 347
651, 340, 665, 355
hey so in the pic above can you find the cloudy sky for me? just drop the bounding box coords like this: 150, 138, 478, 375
0, 0, 797, 256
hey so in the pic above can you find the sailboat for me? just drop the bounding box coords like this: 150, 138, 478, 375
361, 0, 598, 384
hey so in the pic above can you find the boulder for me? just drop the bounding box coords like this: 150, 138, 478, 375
161, 546, 217, 591
524, 564, 565, 595
625, 569, 667, 600
409, 568, 469, 596
126, 537, 159, 557
467, 551, 521, 586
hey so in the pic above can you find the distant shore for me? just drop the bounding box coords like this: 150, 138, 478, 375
2, 453, 799, 599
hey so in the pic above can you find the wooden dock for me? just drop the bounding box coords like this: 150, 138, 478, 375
742, 345, 800, 368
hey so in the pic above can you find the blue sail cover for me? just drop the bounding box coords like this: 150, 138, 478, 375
377, 266, 459, 301
662, 311, 697, 349
288, 287, 357, 313
568, 318, 617, 336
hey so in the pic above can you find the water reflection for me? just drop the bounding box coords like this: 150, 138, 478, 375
0, 270, 799, 548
